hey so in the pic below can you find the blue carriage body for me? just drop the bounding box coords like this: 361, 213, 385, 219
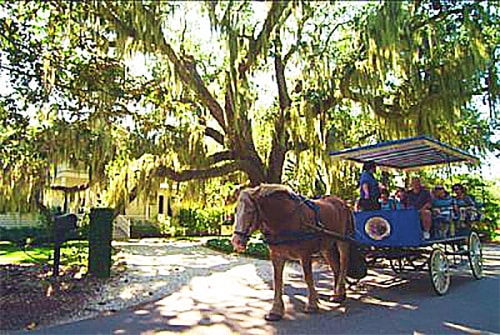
352, 209, 471, 247
353, 209, 422, 247
329, 136, 480, 247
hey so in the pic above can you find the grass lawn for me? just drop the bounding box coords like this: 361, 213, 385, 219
0, 240, 89, 265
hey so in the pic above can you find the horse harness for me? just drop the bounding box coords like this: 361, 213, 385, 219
256, 192, 350, 245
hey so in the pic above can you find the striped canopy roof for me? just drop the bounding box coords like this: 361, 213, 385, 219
329, 136, 479, 170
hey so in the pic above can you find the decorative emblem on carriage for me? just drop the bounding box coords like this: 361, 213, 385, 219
365, 217, 391, 241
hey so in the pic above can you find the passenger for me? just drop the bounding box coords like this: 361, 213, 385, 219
379, 188, 396, 210
394, 187, 408, 210
358, 161, 381, 211
407, 177, 432, 240
451, 183, 478, 222
451, 184, 476, 207
431, 185, 453, 238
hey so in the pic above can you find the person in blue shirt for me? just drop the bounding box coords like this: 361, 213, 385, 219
379, 188, 396, 210
358, 161, 380, 211
431, 185, 453, 237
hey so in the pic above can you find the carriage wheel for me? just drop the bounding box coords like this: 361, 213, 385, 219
468, 231, 483, 280
428, 249, 450, 295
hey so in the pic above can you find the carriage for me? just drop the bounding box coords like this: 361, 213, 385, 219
231, 136, 485, 321
329, 135, 484, 295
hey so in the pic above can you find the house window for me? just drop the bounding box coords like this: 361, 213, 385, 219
158, 195, 164, 214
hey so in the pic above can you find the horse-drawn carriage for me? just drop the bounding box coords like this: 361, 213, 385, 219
329, 136, 483, 295
231, 136, 484, 321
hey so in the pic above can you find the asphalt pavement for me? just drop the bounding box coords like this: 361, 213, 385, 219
14, 243, 500, 335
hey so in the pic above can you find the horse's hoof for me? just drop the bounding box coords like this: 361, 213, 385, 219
330, 293, 346, 303
265, 313, 283, 321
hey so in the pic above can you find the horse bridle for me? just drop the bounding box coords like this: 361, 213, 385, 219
234, 193, 262, 245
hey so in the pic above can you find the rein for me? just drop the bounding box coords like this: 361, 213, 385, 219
262, 192, 350, 245
236, 188, 353, 246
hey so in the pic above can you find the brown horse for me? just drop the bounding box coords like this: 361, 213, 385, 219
231, 184, 354, 321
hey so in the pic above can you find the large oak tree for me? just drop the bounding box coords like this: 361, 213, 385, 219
1, 0, 498, 211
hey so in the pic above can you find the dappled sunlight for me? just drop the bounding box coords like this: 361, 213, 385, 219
358, 296, 418, 310
72, 240, 499, 335
442, 321, 492, 334
85, 242, 267, 316
149, 263, 277, 334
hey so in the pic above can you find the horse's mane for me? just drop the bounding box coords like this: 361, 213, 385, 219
257, 184, 293, 198
238, 184, 293, 201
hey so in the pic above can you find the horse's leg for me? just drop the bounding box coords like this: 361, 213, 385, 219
266, 257, 286, 321
320, 241, 340, 300
332, 240, 350, 303
300, 255, 319, 313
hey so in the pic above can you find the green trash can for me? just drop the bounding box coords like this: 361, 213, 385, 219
88, 208, 114, 278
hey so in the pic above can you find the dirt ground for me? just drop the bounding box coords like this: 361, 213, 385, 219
0, 263, 104, 331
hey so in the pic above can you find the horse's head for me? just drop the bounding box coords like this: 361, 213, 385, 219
231, 187, 261, 252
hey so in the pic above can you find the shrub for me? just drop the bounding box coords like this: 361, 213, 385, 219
0, 226, 51, 246
206, 238, 234, 253
205, 238, 269, 260
130, 220, 163, 238
176, 208, 224, 236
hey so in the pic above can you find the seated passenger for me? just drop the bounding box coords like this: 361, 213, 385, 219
358, 161, 381, 211
431, 185, 453, 238
452, 183, 479, 222
407, 177, 432, 240
432, 185, 453, 215
379, 188, 396, 210
394, 187, 408, 210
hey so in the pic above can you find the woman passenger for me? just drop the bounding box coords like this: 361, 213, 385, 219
379, 188, 396, 210
394, 187, 408, 210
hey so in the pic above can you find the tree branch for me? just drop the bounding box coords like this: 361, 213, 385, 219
238, 1, 291, 76
204, 127, 225, 145
100, 2, 227, 132
411, 7, 464, 31
155, 162, 240, 182
207, 150, 234, 164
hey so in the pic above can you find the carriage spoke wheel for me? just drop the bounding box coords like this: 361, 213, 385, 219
429, 249, 450, 295
468, 231, 483, 280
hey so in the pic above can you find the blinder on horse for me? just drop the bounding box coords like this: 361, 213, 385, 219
233, 192, 261, 246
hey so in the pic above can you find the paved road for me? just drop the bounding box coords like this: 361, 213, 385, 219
17, 244, 500, 335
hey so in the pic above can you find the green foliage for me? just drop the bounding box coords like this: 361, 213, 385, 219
0, 226, 51, 247
1, 0, 498, 212
0, 240, 89, 266
176, 208, 223, 236
205, 238, 270, 260
205, 238, 233, 254
130, 219, 163, 239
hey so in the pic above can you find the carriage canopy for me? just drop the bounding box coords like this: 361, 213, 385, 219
329, 136, 479, 170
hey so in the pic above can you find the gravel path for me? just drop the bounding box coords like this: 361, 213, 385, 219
88, 239, 274, 313
62, 238, 288, 326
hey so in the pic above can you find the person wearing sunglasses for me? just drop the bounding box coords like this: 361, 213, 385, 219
452, 184, 478, 224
